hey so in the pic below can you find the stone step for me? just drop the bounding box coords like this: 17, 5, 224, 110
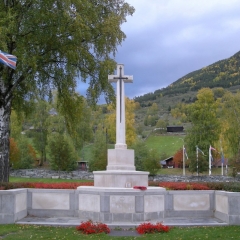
16, 216, 228, 227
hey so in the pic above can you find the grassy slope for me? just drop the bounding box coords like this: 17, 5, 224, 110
145, 135, 184, 157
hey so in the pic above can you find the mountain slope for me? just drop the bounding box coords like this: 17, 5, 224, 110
135, 51, 240, 103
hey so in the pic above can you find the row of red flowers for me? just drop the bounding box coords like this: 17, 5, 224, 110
76, 220, 110, 234
136, 222, 170, 234
1, 181, 232, 190
76, 220, 170, 235
159, 182, 210, 190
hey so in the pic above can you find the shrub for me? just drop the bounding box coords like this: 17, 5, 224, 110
48, 133, 77, 171
76, 220, 110, 234
136, 222, 170, 234
143, 148, 161, 175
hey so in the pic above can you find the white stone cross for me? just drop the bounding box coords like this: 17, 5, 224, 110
108, 64, 133, 149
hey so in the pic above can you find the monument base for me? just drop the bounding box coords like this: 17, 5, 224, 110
93, 170, 149, 188
107, 148, 135, 170
77, 186, 166, 223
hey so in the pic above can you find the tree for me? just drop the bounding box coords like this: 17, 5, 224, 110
221, 91, 240, 167
173, 148, 183, 168
185, 88, 220, 174
156, 119, 168, 133
130, 140, 149, 171
31, 100, 50, 166
9, 138, 20, 169
147, 103, 158, 115
0, 1, 134, 181
89, 124, 108, 171
57, 94, 93, 150
48, 133, 77, 172
10, 110, 23, 140
15, 136, 37, 169
143, 148, 161, 175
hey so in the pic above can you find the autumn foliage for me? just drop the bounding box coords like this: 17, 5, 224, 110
173, 148, 183, 168
9, 138, 21, 167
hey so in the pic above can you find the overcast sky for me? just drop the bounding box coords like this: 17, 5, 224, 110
78, 0, 240, 102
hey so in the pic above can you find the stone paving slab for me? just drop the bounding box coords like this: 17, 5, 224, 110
16, 216, 228, 228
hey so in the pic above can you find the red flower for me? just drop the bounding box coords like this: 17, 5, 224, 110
136, 222, 170, 234
76, 220, 110, 234
133, 186, 147, 190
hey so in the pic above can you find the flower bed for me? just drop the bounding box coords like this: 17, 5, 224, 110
1, 181, 240, 191
136, 222, 170, 234
158, 182, 210, 190
76, 220, 110, 234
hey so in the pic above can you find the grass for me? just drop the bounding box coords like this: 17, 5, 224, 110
9, 177, 93, 183
159, 166, 228, 176
0, 224, 240, 239
145, 135, 185, 156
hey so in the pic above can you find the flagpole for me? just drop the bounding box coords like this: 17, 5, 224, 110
220, 140, 223, 176
196, 146, 198, 176
183, 145, 185, 176
209, 146, 211, 176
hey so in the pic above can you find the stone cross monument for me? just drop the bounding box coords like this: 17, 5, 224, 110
93, 63, 149, 187
108, 64, 133, 149
78, 63, 164, 224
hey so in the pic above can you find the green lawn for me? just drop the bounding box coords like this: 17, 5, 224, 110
159, 166, 229, 176
9, 177, 92, 183
145, 135, 184, 156
0, 224, 239, 239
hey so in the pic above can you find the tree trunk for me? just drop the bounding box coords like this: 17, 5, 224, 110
0, 78, 12, 182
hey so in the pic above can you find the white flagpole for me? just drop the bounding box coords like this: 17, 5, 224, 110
209, 146, 211, 176
220, 140, 223, 176
196, 146, 198, 176
183, 145, 185, 176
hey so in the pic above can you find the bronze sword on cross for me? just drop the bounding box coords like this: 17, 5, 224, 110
114, 66, 128, 122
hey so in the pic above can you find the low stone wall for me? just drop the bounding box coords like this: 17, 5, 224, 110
1, 188, 240, 225
10, 169, 240, 182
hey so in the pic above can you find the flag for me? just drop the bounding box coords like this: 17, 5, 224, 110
221, 152, 224, 164
197, 147, 204, 155
184, 147, 188, 159
210, 146, 217, 151
0, 50, 17, 69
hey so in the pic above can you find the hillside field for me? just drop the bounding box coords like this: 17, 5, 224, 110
145, 135, 184, 157
80, 135, 184, 163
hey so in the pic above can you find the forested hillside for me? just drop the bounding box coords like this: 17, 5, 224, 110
135, 51, 240, 105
